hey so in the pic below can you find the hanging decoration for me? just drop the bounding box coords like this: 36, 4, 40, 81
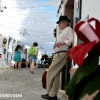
66, 17, 100, 100
20, 29, 29, 36
2, 37, 7, 47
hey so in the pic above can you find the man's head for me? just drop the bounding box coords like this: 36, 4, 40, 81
56, 16, 71, 30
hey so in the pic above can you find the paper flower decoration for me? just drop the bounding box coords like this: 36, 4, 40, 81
66, 17, 100, 100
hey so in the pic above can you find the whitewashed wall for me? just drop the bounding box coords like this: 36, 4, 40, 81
82, 0, 100, 20
0, 35, 9, 68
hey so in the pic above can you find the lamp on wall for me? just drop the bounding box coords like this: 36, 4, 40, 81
20, 29, 29, 36
0, 6, 7, 12
4, 6, 7, 9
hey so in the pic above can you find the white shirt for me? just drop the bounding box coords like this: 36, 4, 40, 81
54, 26, 73, 52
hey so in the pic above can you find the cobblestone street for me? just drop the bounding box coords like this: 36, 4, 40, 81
0, 67, 64, 100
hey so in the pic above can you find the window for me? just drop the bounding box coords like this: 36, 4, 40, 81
76, 0, 82, 23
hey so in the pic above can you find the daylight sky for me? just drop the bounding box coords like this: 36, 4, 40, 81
0, 0, 61, 55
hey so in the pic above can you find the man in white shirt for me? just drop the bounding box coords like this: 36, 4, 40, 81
41, 16, 74, 100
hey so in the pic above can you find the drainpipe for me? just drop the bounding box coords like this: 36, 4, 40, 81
73, 0, 77, 46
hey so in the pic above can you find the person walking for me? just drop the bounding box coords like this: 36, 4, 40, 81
13, 45, 21, 69
41, 16, 74, 100
28, 42, 38, 74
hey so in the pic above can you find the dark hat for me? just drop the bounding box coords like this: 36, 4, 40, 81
56, 16, 71, 24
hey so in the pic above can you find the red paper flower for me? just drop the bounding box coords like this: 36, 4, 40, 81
67, 18, 100, 66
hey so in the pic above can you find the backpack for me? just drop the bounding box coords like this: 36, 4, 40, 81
28, 46, 36, 56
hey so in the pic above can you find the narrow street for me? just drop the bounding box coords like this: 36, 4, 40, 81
0, 67, 64, 100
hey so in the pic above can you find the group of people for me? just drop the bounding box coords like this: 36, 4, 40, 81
13, 42, 38, 74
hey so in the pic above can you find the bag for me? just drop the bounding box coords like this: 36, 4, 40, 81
21, 58, 26, 62
21, 62, 26, 68
28, 46, 36, 56
42, 71, 47, 89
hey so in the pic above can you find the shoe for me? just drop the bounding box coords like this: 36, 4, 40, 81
41, 94, 49, 98
41, 94, 57, 100
31, 71, 34, 74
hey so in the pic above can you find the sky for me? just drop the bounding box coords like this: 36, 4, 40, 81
0, 0, 61, 55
